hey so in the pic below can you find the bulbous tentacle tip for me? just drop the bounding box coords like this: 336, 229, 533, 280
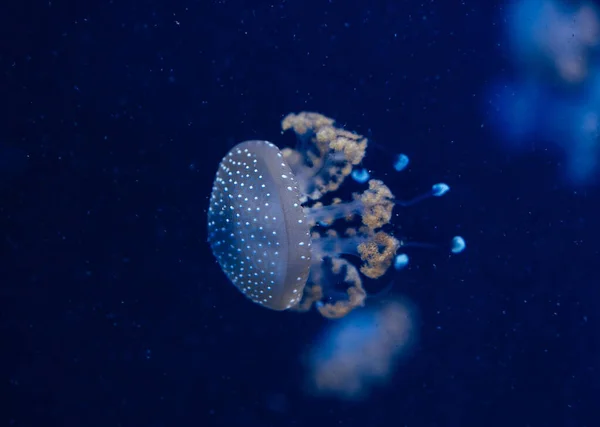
451, 236, 466, 254
432, 183, 450, 197
394, 153, 410, 172
351, 168, 370, 183
394, 253, 409, 270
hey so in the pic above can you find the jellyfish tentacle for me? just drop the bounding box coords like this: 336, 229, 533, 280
393, 182, 450, 207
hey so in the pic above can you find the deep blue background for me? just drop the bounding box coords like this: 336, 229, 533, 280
2, 0, 599, 426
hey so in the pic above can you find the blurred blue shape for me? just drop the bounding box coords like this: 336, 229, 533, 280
305, 300, 416, 400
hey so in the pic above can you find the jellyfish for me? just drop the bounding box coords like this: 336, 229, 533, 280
507, 0, 600, 84
305, 298, 417, 399
207, 112, 462, 319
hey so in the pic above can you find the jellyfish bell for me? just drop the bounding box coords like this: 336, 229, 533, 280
207, 112, 463, 319
207, 140, 312, 311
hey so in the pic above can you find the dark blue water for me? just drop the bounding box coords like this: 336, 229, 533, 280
2, 0, 599, 426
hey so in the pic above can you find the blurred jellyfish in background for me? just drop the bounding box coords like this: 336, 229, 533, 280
484, 0, 600, 185
207, 112, 464, 319
304, 298, 417, 400
508, 0, 600, 83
